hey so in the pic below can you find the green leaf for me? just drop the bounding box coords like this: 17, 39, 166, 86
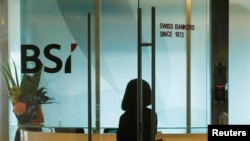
12, 60, 20, 88
1, 63, 17, 89
20, 64, 43, 97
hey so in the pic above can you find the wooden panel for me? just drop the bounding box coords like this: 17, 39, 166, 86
20, 130, 87, 141
156, 133, 207, 141
20, 129, 207, 141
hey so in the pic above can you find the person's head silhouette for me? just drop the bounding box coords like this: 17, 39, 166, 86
121, 78, 152, 111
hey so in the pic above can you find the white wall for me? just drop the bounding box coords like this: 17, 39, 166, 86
0, 0, 9, 140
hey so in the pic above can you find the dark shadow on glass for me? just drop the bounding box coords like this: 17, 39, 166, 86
54, 127, 85, 133
103, 128, 118, 133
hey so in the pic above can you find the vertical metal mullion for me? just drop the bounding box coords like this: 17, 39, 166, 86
87, 13, 92, 141
186, 0, 192, 134
151, 7, 156, 141
137, 7, 143, 141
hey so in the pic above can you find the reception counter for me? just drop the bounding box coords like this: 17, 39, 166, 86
20, 129, 207, 141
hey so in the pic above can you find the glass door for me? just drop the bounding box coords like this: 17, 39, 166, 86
100, 0, 210, 135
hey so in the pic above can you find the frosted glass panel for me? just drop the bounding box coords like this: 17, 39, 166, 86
8, 2, 95, 141
7, 1, 211, 140
190, 0, 210, 132
229, 0, 250, 124
20, 0, 95, 127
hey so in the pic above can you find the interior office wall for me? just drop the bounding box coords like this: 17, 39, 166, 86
7, 1, 210, 139
229, 0, 250, 124
0, 0, 9, 140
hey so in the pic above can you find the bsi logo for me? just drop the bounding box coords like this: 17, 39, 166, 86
21, 43, 77, 73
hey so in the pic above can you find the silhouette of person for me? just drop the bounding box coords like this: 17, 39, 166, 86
116, 78, 157, 141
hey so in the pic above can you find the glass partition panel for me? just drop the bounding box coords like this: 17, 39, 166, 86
7, 0, 211, 141
141, 1, 188, 134
8, 0, 96, 140
100, 0, 138, 132
190, 0, 210, 133
229, 0, 250, 124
